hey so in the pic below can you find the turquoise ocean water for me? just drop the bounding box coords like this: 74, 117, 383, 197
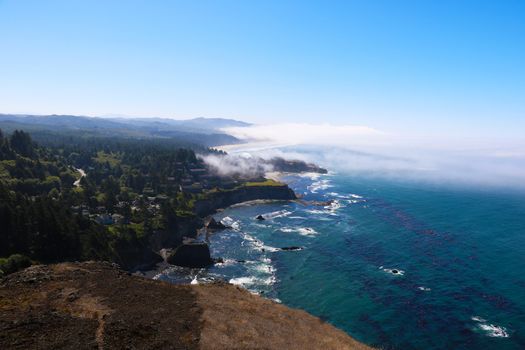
158, 172, 525, 349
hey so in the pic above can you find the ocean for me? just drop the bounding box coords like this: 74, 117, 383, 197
157, 171, 525, 349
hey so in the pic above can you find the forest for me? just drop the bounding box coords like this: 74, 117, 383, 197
0, 128, 228, 275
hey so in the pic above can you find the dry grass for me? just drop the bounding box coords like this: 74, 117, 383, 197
195, 282, 374, 350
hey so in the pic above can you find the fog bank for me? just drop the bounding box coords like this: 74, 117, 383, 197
219, 123, 525, 189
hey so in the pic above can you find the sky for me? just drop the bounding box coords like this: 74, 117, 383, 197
0, 0, 524, 141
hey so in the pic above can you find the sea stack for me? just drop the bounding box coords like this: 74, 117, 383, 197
167, 242, 213, 268
206, 217, 229, 230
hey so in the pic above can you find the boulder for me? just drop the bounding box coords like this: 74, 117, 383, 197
167, 242, 213, 268
206, 217, 229, 230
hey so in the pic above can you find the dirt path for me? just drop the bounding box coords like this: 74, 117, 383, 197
0, 262, 200, 349
73, 168, 86, 187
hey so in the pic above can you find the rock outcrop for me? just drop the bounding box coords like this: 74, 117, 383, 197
0, 262, 372, 350
205, 217, 229, 230
167, 242, 213, 268
148, 214, 203, 251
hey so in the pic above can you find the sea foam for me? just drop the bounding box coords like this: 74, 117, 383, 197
471, 316, 509, 338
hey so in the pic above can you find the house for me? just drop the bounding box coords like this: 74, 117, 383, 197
180, 183, 203, 193
112, 213, 129, 225
95, 214, 113, 225
156, 194, 169, 201
189, 168, 207, 179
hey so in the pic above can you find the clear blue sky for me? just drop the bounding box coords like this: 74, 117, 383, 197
0, 0, 524, 138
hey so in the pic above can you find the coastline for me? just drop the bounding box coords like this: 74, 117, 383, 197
151, 168, 329, 272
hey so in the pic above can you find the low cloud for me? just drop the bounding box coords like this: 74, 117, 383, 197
223, 123, 387, 148
198, 153, 273, 178
218, 122, 525, 189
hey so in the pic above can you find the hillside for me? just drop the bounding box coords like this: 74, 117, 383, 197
0, 262, 372, 350
0, 128, 304, 272
0, 114, 247, 147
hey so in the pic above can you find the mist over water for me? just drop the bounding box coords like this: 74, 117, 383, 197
221, 122, 525, 189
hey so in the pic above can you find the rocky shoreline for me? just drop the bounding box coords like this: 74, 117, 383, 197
156, 183, 298, 268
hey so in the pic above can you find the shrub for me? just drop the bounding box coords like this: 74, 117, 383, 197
0, 254, 32, 275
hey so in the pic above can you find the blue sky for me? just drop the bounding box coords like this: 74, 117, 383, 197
0, 0, 524, 139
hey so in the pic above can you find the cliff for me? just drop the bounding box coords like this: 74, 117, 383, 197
0, 262, 372, 350
194, 184, 297, 217
103, 183, 296, 271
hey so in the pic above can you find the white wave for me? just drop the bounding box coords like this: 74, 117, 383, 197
382, 267, 405, 276
471, 316, 509, 338
229, 274, 276, 288
261, 257, 272, 264
262, 245, 280, 252
241, 232, 279, 252
327, 192, 363, 200
221, 216, 241, 230
261, 209, 292, 220
307, 179, 333, 193
240, 232, 260, 248
304, 209, 327, 215
298, 172, 322, 180
471, 316, 487, 323
190, 276, 199, 285
478, 324, 509, 338
251, 262, 276, 274
215, 258, 237, 267
324, 199, 342, 212
279, 226, 318, 236
289, 216, 306, 219
229, 276, 257, 286
297, 227, 317, 236
417, 286, 431, 292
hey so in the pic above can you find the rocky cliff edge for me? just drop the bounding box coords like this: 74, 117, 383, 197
0, 262, 372, 350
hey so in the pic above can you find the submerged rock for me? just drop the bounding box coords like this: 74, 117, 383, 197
256, 215, 266, 221
167, 242, 213, 268
280, 246, 303, 251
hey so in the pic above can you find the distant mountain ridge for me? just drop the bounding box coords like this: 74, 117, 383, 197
106, 116, 251, 134
0, 114, 250, 147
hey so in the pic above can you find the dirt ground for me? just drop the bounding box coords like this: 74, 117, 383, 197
0, 262, 200, 349
0, 262, 372, 350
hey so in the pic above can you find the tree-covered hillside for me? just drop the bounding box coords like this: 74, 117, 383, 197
0, 128, 228, 274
